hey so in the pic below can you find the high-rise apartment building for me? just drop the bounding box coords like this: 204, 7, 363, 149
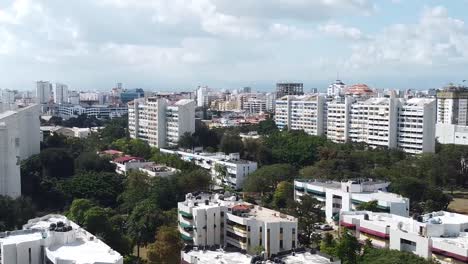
1, 89, 16, 104
276, 82, 304, 98
128, 97, 195, 148
275, 95, 326, 136
327, 80, 346, 97
435, 86, 468, 145
36, 81, 52, 104
178, 192, 298, 258
0, 104, 40, 198
53, 83, 69, 104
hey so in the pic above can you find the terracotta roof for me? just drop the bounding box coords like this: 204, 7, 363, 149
113, 156, 144, 163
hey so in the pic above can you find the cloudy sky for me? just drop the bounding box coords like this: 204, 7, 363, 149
1, 0, 468, 92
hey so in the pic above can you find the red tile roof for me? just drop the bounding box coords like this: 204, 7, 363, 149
113, 156, 144, 163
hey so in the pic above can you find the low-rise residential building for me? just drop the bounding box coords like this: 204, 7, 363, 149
138, 163, 179, 177
181, 248, 340, 264
0, 214, 123, 264
160, 149, 257, 190
111, 156, 150, 175
294, 179, 409, 223
57, 104, 128, 119
340, 211, 468, 264
178, 192, 298, 258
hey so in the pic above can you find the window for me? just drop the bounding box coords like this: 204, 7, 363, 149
29, 248, 32, 264
260, 227, 262, 232
280, 228, 283, 234
401, 238, 416, 246
221, 212, 224, 217
259, 239, 262, 246
280, 240, 283, 249
292, 228, 296, 235
292, 241, 296, 248
248, 226, 251, 232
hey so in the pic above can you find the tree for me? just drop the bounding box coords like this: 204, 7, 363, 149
0, 196, 35, 231
111, 138, 152, 159
243, 164, 296, 193
272, 181, 294, 208
174, 169, 211, 198
127, 200, 163, 258
60, 172, 125, 207
220, 132, 243, 154
291, 195, 324, 247
75, 152, 116, 173
320, 233, 336, 256
178, 132, 197, 149
361, 248, 436, 264
257, 118, 278, 135
119, 171, 150, 213
40, 148, 74, 178
68, 199, 95, 226
335, 229, 361, 264
356, 200, 380, 212
147, 226, 183, 264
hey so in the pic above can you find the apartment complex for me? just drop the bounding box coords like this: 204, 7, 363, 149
0, 104, 40, 198
57, 104, 128, 119
275, 95, 326, 136
0, 214, 123, 264
327, 80, 346, 97
436, 86, 468, 145
340, 211, 468, 263
178, 192, 298, 258
160, 149, 257, 190
128, 97, 195, 148
294, 179, 409, 223
36, 81, 52, 104
276, 95, 436, 154
53, 83, 68, 104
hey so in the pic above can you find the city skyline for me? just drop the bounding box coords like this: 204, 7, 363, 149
1, 1, 468, 91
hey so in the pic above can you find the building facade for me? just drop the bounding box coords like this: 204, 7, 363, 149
0, 104, 40, 198
36, 81, 52, 104
294, 179, 409, 223
275, 95, 326, 136
160, 149, 257, 190
53, 83, 68, 104
128, 97, 195, 148
178, 192, 298, 258
340, 211, 468, 263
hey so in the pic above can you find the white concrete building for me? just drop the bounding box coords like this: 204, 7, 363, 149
178, 192, 298, 258
436, 86, 468, 145
327, 80, 346, 97
138, 163, 179, 178
128, 97, 195, 148
324, 97, 436, 154
110, 156, 150, 175
57, 104, 128, 120
275, 95, 326, 136
1, 89, 16, 104
53, 83, 68, 104
0, 105, 40, 198
436, 123, 468, 145
160, 149, 257, 190
0, 214, 123, 264
181, 248, 340, 264
242, 98, 267, 114
294, 179, 409, 223
397, 98, 436, 154
36, 81, 52, 104
340, 211, 468, 264
265, 92, 276, 112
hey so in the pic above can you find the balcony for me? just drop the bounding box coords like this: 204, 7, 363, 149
225, 236, 247, 249
226, 224, 247, 237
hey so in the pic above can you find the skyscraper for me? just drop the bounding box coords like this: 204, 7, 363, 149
36, 81, 52, 104
53, 83, 69, 104
276, 82, 304, 98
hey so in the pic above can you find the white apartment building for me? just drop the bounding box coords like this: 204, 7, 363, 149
436, 86, 468, 145
243, 98, 267, 114
265, 92, 276, 112
397, 98, 436, 154
0, 214, 123, 264
178, 192, 298, 258
0, 104, 40, 198
327, 80, 346, 97
128, 97, 195, 148
323, 97, 437, 154
294, 179, 409, 223
138, 163, 179, 178
36, 81, 52, 104
160, 149, 257, 190
110, 156, 150, 175
167, 99, 196, 146
275, 95, 326, 136
57, 104, 128, 119
53, 83, 68, 104
1, 89, 16, 104
340, 211, 468, 264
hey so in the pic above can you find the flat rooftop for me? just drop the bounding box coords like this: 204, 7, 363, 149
183, 249, 252, 264
432, 232, 468, 249
422, 211, 468, 224
1, 214, 123, 264
352, 191, 407, 203
274, 252, 336, 264
243, 204, 297, 223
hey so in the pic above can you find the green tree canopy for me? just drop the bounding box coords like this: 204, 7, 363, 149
243, 164, 296, 193
147, 226, 183, 264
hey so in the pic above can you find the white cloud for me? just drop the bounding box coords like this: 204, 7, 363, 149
346, 6, 468, 69
318, 22, 365, 40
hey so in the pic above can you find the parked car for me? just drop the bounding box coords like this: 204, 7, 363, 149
319, 224, 333, 231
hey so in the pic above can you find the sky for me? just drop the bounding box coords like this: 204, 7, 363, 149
1, 0, 468, 92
